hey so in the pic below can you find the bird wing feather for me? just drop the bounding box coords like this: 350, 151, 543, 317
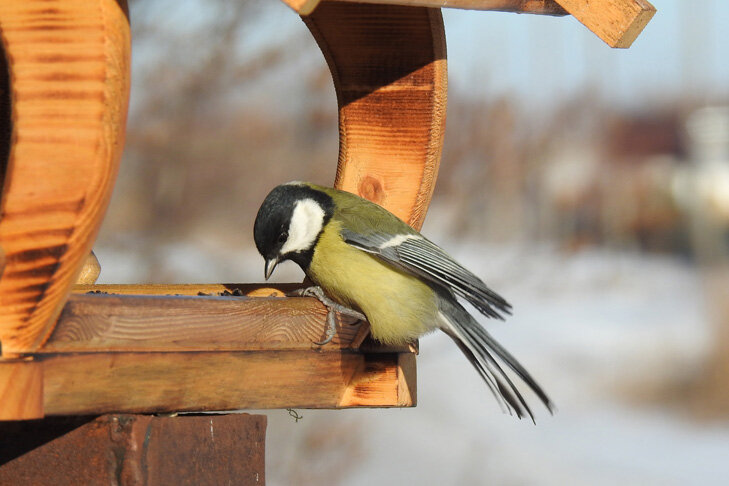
340, 229, 512, 320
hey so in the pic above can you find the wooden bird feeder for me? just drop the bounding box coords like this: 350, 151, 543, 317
0, 0, 654, 481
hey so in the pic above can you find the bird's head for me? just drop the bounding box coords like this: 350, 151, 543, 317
253, 182, 334, 279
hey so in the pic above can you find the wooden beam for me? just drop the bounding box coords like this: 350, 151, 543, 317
45, 291, 368, 352
0, 0, 131, 353
284, 0, 568, 16
40, 350, 414, 415
553, 0, 656, 48
286, 0, 656, 48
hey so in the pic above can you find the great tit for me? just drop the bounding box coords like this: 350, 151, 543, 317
254, 181, 554, 420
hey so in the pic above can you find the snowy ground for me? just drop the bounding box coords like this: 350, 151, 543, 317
97, 239, 729, 485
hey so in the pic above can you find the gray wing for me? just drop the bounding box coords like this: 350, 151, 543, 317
340, 229, 512, 320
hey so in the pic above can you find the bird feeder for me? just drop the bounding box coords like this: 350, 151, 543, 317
0, 0, 654, 481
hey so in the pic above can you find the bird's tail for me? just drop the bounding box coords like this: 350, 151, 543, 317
436, 294, 555, 422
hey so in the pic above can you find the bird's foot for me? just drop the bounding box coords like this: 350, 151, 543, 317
287, 286, 366, 345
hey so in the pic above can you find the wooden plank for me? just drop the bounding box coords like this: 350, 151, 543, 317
286, 0, 568, 16
0, 358, 44, 420
0, 414, 266, 485
141, 415, 266, 486
42, 292, 368, 352
40, 350, 412, 414
0, 0, 131, 353
553, 0, 656, 48
304, 3, 447, 230
29, 289, 416, 413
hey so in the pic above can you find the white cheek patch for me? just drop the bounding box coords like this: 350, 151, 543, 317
281, 198, 325, 254
378, 234, 422, 249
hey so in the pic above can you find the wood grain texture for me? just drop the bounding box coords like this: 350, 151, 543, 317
288, 0, 567, 16
553, 0, 656, 48
42, 291, 368, 352
0, 0, 131, 353
304, 2, 447, 230
1, 287, 416, 417
0, 414, 266, 484
0, 359, 43, 420
337, 352, 415, 406
40, 350, 412, 414
397, 351, 417, 406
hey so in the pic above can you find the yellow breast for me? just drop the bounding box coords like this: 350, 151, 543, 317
307, 221, 438, 345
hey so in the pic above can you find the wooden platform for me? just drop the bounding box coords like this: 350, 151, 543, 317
0, 284, 416, 419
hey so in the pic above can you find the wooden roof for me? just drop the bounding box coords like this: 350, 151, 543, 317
282, 0, 657, 48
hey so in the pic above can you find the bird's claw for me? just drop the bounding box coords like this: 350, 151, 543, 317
313, 310, 338, 345
287, 286, 366, 345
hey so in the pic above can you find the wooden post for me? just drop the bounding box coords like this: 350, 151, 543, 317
0, 414, 266, 485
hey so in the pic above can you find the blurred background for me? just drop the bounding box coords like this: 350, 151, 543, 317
95, 0, 729, 484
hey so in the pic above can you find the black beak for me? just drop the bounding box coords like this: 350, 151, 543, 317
264, 258, 279, 280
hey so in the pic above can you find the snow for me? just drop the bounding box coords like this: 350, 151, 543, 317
262, 244, 729, 486
97, 240, 729, 484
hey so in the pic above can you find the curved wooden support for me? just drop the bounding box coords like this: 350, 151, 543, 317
304, 2, 447, 230
0, 0, 131, 353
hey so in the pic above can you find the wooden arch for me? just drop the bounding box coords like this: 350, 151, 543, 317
305, 2, 447, 230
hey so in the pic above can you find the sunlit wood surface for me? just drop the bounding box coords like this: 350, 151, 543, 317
33, 284, 416, 415
0, 0, 131, 354
305, 2, 447, 230
285, 0, 656, 48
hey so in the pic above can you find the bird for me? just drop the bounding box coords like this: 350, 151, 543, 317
254, 181, 554, 421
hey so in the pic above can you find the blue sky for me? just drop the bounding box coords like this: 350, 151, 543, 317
443, 0, 729, 110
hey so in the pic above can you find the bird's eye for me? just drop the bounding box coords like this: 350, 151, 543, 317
277, 232, 287, 244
